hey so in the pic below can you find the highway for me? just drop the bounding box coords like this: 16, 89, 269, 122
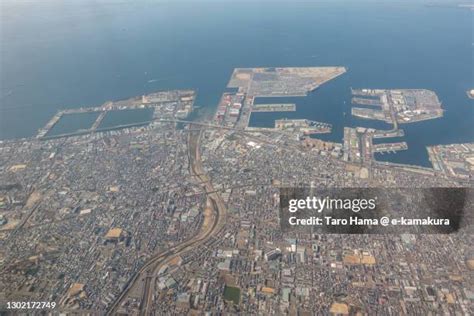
106, 126, 227, 315
38, 115, 294, 140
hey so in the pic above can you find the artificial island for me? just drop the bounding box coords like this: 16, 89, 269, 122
0, 66, 473, 315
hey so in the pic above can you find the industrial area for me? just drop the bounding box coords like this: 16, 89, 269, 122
428, 143, 474, 179
0, 67, 472, 315
351, 89, 444, 125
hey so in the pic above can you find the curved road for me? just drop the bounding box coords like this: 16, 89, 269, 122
107, 127, 227, 315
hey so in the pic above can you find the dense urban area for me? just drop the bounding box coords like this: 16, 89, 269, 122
0, 68, 473, 315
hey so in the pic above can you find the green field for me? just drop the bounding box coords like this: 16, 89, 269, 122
223, 285, 240, 305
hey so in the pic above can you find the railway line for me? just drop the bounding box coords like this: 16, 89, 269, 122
107, 126, 227, 315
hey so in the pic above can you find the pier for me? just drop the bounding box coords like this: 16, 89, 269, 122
37, 106, 155, 139
350, 88, 385, 97
90, 111, 107, 130
373, 142, 408, 154
252, 103, 296, 112
36, 90, 196, 139
351, 97, 382, 107
37, 108, 109, 139
351, 108, 388, 122
37, 113, 62, 138
373, 129, 405, 139
40, 121, 152, 140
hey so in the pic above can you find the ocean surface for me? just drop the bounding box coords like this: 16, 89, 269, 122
1, 0, 473, 167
